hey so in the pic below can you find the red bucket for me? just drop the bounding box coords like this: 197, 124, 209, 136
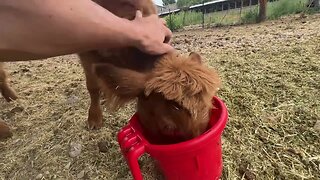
117, 96, 228, 180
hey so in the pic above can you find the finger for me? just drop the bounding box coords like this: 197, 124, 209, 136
135, 10, 143, 18
146, 43, 174, 55
153, 43, 174, 55
163, 27, 173, 42
160, 18, 167, 26
160, 43, 175, 54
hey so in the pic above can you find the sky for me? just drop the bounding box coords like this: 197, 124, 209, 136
153, 0, 163, 6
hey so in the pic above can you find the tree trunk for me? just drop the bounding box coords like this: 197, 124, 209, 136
258, 0, 267, 22
308, 0, 320, 7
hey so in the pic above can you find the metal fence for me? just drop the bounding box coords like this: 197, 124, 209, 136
158, 0, 286, 30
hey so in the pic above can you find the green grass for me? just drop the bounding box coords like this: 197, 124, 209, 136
240, 0, 309, 23
241, 6, 259, 23
165, 0, 316, 30
166, 11, 203, 30
165, 7, 253, 30
166, 14, 183, 31
267, 0, 308, 20
240, 0, 311, 23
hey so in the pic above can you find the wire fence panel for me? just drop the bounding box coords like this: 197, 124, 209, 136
160, 0, 261, 31
159, 0, 311, 31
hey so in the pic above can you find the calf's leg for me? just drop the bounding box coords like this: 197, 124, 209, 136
79, 55, 103, 130
0, 63, 18, 102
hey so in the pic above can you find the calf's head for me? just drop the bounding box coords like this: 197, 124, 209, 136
94, 52, 221, 143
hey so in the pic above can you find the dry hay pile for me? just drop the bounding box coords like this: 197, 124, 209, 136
1, 13, 319, 180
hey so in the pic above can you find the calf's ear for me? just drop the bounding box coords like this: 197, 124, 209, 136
94, 63, 147, 97
188, 52, 202, 64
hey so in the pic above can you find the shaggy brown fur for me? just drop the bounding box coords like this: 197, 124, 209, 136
145, 52, 220, 120
92, 51, 221, 143
143, 52, 221, 140
77, 0, 160, 129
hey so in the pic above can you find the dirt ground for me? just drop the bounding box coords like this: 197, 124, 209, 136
1, 13, 319, 180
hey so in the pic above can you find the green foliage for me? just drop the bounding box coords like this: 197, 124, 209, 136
241, 0, 309, 23
166, 14, 183, 31
166, 0, 314, 30
163, 0, 176, 5
181, 11, 203, 25
267, 0, 307, 19
305, 6, 320, 14
165, 11, 204, 30
241, 6, 259, 23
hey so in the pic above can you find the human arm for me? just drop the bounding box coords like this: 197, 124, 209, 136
0, 0, 173, 61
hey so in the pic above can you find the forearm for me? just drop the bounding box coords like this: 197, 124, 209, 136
0, 0, 136, 61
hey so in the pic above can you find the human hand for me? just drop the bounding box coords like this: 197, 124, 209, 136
130, 10, 174, 55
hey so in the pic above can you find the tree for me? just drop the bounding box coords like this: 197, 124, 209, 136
163, 0, 176, 6
258, 0, 267, 22
308, 0, 320, 7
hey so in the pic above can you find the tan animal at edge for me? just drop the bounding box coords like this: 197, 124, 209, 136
0, 62, 17, 102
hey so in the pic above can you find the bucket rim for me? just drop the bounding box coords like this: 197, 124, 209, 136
128, 96, 228, 154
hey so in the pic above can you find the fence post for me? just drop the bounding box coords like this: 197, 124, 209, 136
182, 10, 186, 26
202, 0, 205, 28
169, 8, 172, 31
240, 0, 243, 19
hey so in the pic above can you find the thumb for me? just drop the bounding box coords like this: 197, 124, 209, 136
160, 18, 167, 26
158, 43, 175, 54
135, 10, 143, 19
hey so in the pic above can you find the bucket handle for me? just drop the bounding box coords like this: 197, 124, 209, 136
118, 125, 146, 180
